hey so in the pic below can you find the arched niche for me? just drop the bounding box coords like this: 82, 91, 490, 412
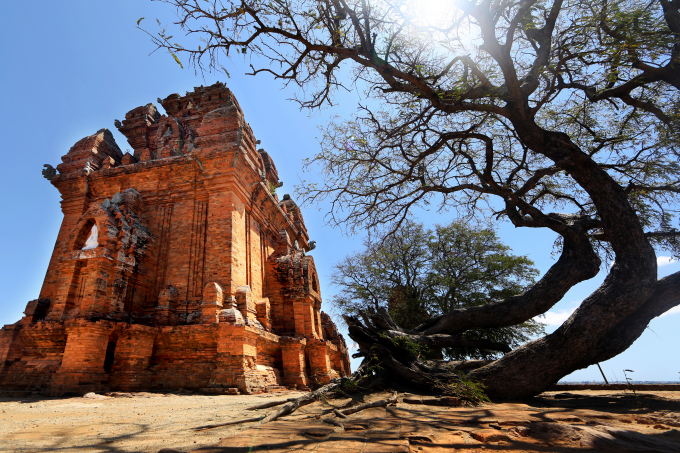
66, 202, 118, 254
311, 273, 320, 294
302, 256, 321, 297
73, 219, 98, 251
103, 332, 119, 374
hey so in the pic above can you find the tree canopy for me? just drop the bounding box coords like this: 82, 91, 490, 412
331, 220, 544, 360
147, 0, 680, 398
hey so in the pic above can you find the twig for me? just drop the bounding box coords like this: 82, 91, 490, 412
333, 408, 348, 419
596, 363, 609, 385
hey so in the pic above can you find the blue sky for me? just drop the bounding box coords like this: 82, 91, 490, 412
1, 1, 678, 383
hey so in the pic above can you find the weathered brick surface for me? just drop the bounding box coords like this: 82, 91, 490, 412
281, 337, 310, 389
0, 83, 349, 395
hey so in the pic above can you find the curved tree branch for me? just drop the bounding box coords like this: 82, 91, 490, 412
416, 230, 600, 335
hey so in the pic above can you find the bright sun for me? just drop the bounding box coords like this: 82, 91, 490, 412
407, 0, 457, 27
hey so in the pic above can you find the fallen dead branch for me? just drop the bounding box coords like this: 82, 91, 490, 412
261, 381, 341, 423
333, 408, 347, 419
193, 416, 264, 431
193, 364, 373, 431
322, 417, 345, 429
258, 362, 375, 424
338, 392, 398, 416
246, 398, 297, 410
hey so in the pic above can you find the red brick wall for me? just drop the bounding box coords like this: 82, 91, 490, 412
0, 83, 351, 396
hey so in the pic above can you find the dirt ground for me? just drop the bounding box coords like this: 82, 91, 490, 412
1, 389, 679, 452
0, 391, 307, 452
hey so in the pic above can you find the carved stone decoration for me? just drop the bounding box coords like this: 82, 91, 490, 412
42, 164, 57, 181
155, 117, 194, 158
278, 194, 307, 238
158, 285, 179, 309
218, 300, 245, 325
203, 281, 223, 306
201, 281, 224, 324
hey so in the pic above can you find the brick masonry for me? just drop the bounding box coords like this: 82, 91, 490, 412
0, 83, 351, 396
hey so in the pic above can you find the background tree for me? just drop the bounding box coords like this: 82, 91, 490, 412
147, 0, 680, 397
332, 220, 544, 360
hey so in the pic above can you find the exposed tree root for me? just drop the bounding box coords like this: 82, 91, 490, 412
342, 310, 506, 403
193, 318, 483, 434
363, 376, 386, 391
320, 394, 398, 431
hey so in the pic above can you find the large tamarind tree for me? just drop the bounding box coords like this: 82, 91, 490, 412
146, 0, 680, 398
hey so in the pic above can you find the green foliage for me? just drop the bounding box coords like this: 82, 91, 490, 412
332, 220, 545, 360
339, 377, 358, 393
380, 332, 430, 358
449, 372, 490, 405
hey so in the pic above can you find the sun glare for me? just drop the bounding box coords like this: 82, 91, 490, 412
398, 0, 478, 49
406, 0, 457, 27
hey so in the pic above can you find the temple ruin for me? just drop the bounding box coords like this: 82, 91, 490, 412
0, 83, 350, 396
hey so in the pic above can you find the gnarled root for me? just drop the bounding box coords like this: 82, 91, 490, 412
345, 313, 495, 403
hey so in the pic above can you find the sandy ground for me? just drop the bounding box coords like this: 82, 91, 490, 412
1, 389, 679, 452
0, 391, 306, 453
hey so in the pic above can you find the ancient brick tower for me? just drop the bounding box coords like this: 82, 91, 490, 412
0, 82, 350, 396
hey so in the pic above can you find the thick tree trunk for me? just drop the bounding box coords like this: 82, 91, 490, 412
465, 126, 660, 398
469, 272, 679, 398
